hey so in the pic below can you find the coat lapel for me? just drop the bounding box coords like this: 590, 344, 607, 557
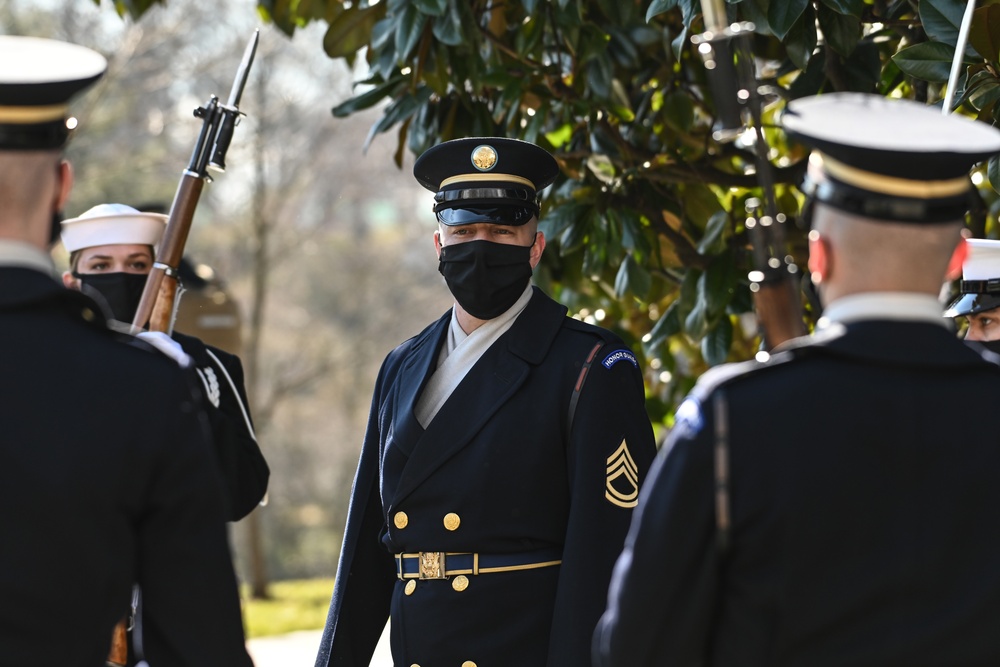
390, 311, 450, 457
390, 288, 567, 504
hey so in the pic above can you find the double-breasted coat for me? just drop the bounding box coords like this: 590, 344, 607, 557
0, 265, 251, 666
594, 319, 1000, 667
316, 287, 656, 667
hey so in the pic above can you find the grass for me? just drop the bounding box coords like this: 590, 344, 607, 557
242, 578, 335, 639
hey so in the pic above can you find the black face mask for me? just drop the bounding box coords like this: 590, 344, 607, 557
73, 272, 147, 325
438, 238, 534, 320
973, 338, 1000, 356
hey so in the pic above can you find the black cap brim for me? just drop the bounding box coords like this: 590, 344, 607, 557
945, 292, 1000, 318
436, 205, 537, 226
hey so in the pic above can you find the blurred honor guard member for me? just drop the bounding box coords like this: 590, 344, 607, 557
594, 93, 1000, 667
315, 138, 656, 667
61, 203, 270, 521
0, 36, 252, 666
945, 238, 1000, 344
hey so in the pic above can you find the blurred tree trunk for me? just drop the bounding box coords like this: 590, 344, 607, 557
244, 50, 272, 601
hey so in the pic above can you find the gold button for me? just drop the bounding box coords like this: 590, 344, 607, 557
404, 580, 416, 595
452, 575, 469, 592
393, 511, 408, 529
81, 308, 95, 322
462, 662, 477, 667
443, 512, 461, 531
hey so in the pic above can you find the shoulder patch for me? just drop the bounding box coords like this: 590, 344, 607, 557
601, 349, 638, 369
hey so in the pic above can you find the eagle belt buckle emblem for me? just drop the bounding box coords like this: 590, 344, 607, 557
418, 552, 447, 580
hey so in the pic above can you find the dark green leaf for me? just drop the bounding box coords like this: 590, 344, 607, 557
645, 0, 679, 23
331, 75, 405, 117
323, 5, 381, 59
818, 0, 863, 16
969, 5, 1000, 65
817, 3, 859, 59
919, 0, 966, 46
362, 86, 433, 150
768, 0, 808, 41
541, 202, 589, 241
615, 253, 651, 298
701, 315, 733, 366
990, 154, 1000, 194
783, 2, 817, 71
697, 210, 728, 255
413, 0, 448, 17
646, 299, 681, 348
394, 3, 427, 62
431, 1, 465, 46
970, 81, 1000, 112
701, 251, 736, 317
892, 42, 956, 83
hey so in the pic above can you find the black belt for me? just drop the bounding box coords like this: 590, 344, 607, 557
395, 548, 562, 580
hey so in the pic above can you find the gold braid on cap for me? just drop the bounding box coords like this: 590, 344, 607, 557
814, 153, 972, 199
439, 173, 536, 189
0, 104, 68, 123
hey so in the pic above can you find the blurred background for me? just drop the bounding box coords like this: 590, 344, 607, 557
2, 0, 455, 627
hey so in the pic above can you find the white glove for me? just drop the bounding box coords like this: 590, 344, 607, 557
135, 331, 193, 368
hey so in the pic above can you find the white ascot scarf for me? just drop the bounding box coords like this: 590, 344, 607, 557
414, 284, 533, 427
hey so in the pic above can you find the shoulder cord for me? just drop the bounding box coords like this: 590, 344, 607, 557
567, 341, 606, 435
204, 348, 257, 443
714, 390, 731, 555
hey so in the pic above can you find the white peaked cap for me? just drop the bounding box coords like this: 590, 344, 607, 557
962, 238, 1000, 281
61, 203, 167, 253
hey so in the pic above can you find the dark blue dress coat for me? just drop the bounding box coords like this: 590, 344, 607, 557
316, 287, 656, 667
0, 266, 251, 667
594, 320, 1000, 667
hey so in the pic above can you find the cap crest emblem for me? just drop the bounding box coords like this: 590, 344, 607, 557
471, 145, 498, 172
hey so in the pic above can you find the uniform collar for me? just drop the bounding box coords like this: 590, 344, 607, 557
817, 292, 948, 329
0, 239, 55, 275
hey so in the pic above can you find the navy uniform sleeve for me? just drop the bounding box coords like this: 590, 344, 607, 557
176, 334, 270, 521
547, 344, 657, 667
134, 369, 253, 666
592, 393, 720, 667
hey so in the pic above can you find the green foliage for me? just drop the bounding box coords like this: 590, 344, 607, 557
119, 0, 1000, 427
242, 578, 334, 638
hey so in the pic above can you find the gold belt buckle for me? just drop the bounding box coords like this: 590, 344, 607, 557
418, 551, 447, 580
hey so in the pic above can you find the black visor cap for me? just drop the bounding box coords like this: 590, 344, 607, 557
436, 205, 536, 226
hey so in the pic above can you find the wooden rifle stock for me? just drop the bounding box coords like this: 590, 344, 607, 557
131, 174, 205, 333
106, 618, 128, 666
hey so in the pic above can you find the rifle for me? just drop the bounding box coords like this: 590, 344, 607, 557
691, 1, 806, 351
130, 30, 259, 335
108, 31, 259, 667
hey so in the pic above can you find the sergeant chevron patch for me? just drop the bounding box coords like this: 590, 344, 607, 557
605, 439, 639, 508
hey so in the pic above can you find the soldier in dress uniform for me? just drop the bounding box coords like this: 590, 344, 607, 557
945, 238, 1000, 344
593, 93, 1000, 667
0, 36, 252, 666
60, 203, 269, 522
314, 137, 657, 667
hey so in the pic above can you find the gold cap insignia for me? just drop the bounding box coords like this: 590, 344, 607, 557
605, 439, 639, 508
471, 145, 498, 172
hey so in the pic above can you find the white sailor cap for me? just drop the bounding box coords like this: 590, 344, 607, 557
0, 36, 107, 150
944, 239, 1000, 318
782, 93, 1000, 223
60, 203, 167, 253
